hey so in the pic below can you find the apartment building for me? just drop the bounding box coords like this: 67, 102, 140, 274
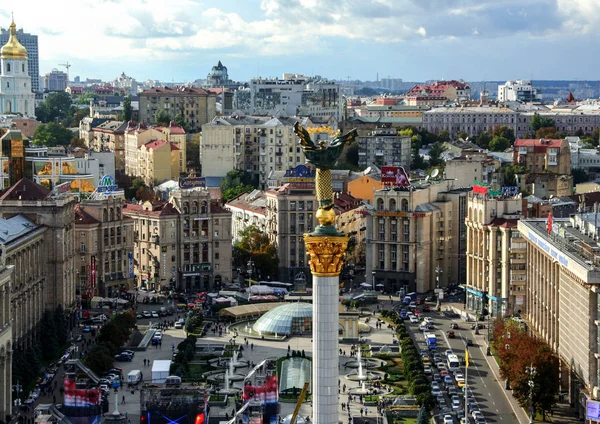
445, 152, 497, 188
138, 86, 216, 131
407, 80, 472, 103
83, 120, 127, 170
124, 122, 186, 179
124, 188, 232, 291
224, 189, 268, 242
0, 260, 13, 421
137, 140, 181, 185
200, 115, 307, 189
518, 216, 600, 417
423, 106, 519, 138
0, 179, 76, 312
497, 80, 539, 103
43, 69, 67, 92
265, 184, 317, 283
368, 181, 470, 293
465, 192, 526, 317
74, 197, 135, 299
357, 128, 411, 169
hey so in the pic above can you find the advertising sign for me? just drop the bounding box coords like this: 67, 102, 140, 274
96, 175, 118, 193
243, 375, 278, 404
63, 378, 101, 407
179, 177, 206, 189
587, 399, 600, 420
472, 184, 488, 195
90, 256, 97, 296
381, 166, 410, 186
501, 186, 519, 196
128, 252, 134, 278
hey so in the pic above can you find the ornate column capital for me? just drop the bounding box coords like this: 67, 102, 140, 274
303, 235, 348, 277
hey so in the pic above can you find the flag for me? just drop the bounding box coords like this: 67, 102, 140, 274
465, 348, 470, 368
547, 213, 553, 235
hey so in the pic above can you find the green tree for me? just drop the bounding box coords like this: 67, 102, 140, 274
428, 142, 446, 167
33, 122, 74, 147
54, 304, 68, 348
474, 131, 492, 149
155, 109, 171, 125
535, 127, 558, 139
456, 130, 469, 140
186, 140, 201, 173
411, 151, 427, 170
67, 107, 89, 128
489, 136, 510, 152
398, 128, 414, 137
437, 130, 450, 143
220, 169, 255, 202
173, 112, 186, 129
530, 113, 555, 132
75, 92, 96, 105
39, 311, 58, 360
572, 168, 591, 185
121, 95, 133, 122
234, 224, 279, 279
83, 344, 114, 376
35, 92, 73, 124
493, 126, 515, 143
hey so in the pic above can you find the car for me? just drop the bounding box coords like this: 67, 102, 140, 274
114, 353, 133, 362
440, 370, 449, 378
136, 313, 144, 319
448, 386, 458, 396
82, 325, 91, 333
472, 411, 484, 422
466, 339, 474, 346
423, 305, 431, 312
452, 398, 461, 410
457, 380, 466, 388
423, 365, 432, 374
121, 349, 135, 358
468, 402, 479, 413
455, 372, 464, 381
423, 358, 431, 366
446, 331, 456, 338
410, 316, 419, 323
443, 414, 454, 424
151, 311, 159, 318
450, 323, 459, 329
100, 384, 109, 393
143, 311, 151, 318
444, 375, 454, 385
445, 349, 454, 357
174, 320, 184, 329
436, 361, 446, 369
409, 301, 417, 309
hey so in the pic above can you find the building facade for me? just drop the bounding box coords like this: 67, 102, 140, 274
0, 23, 38, 93
138, 86, 216, 131
0, 19, 35, 117
518, 216, 600, 418
0, 260, 13, 421
224, 189, 268, 242
445, 152, 497, 188
137, 140, 181, 185
497, 80, 539, 103
357, 128, 411, 169
368, 182, 470, 293
74, 197, 135, 299
43, 69, 67, 92
465, 192, 526, 317
423, 107, 519, 138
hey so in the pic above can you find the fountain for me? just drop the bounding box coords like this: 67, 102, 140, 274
357, 349, 365, 380
345, 349, 384, 382
224, 368, 230, 392
361, 382, 366, 393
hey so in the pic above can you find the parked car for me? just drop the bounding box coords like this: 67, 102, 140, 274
143, 311, 151, 318
151, 311, 159, 318
442, 415, 453, 424
423, 365, 432, 375
82, 325, 91, 333
114, 353, 133, 362
410, 316, 419, 323
449, 323, 459, 329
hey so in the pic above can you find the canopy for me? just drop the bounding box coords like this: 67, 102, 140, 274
219, 302, 287, 319
360, 283, 372, 288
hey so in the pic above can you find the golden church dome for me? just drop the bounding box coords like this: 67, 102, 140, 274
1, 20, 27, 59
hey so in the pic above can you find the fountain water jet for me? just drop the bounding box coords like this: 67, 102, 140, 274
357, 348, 365, 380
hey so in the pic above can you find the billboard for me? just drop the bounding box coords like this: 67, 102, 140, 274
381, 166, 410, 186
243, 375, 278, 405
179, 177, 206, 189
63, 378, 101, 407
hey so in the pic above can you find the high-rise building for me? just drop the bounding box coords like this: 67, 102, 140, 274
497, 80, 538, 103
357, 128, 411, 169
0, 23, 38, 93
43, 69, 68, 92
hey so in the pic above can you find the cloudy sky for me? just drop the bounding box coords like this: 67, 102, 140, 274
1, 0, 598, 83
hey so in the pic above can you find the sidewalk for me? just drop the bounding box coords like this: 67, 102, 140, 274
445, 303, 582, 424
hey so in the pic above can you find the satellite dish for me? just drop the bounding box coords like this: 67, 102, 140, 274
431, 169, 440, 179
363, 166, 372, 175
425, 175, 430, 182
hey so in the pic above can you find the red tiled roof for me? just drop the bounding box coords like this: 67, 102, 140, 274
0, 178, 49, 201
169, 144, 180, 151
514, 139, 564, 148
123, 201, 180, 216
74, 204, 100, 225
143, 140, 167, 150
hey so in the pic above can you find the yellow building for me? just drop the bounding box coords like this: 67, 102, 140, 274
137, 140, 181, 185
347, 175, 383, 204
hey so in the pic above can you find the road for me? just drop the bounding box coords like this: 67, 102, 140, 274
405, 307, 520, 424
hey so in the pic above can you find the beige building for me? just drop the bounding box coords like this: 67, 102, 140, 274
465, 192, 526, 317
124, 122, 186, 180
518, 216, 600, 417
224, 189, 268, 242
123, 188, 232, 291
0, 179, 77, 312
423, 106, 519, 138
0, 259, 13, 421
74, 197, 135, 299
139, 86, 216, 131
368, 181, 470, 293
266, 184, 317, 283
357, 128, 411, 169
200, 116, 309, 189
445, 152, 497, 188
137, 140, 181, 185
84, 120, 128, 171
513, 138, 571, 175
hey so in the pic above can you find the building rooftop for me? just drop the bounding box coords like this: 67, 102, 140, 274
74, 204, 100, 225
225, 189, 267, 215
0, 215, 40, 244
141, 86, 213, 96
514, 138, 565, 148
425, 106, 516, 114
0, 178, 49, 201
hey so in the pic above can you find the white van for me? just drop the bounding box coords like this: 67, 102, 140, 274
127, 369, 142, 385
165, 375, 182, 387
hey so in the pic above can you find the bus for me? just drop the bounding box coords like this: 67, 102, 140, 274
447, 354, 460, 371
257, 281, 294, 294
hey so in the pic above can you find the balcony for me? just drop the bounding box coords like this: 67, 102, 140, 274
275, 151, 283, 156
518, 147, 528, 155
375, 150, 384, 156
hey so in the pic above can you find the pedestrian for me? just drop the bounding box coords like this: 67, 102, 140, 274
53, 395, 56, 404
250, 343, 254, 351
360, 408, 363, 416
341, 402, 345, 411
365, 407, 368, 416
122, 395, 125, 404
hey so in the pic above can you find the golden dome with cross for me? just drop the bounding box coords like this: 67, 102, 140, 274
1, 19, 27, 59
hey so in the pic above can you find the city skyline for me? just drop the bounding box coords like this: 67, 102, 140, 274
1, 0, 599, 83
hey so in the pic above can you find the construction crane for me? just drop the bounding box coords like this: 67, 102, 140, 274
58, 61, 71, 82
289, 381, 310, 424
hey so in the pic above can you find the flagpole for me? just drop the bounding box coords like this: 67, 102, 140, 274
464, 346, 469, 422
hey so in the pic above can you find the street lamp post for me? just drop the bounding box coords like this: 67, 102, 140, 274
527, 364, 537, 424
372, 271, 376, 291
435, 266, 442, 308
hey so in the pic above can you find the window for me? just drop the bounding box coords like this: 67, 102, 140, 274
5, 63, 9, 72
290, 201, 296, 210
215, 253, 220, 260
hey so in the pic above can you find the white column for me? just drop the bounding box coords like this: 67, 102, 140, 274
312, 275, 339, 424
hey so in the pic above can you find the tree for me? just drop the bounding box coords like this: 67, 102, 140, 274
173, 112, 186, 129
493, 126, 515, 143
572, 168, 591, 185
221, 169, 255, 202
411, 150, 427, 170
121, 95, 133, 122
33, 122, 74, 147
234, 224, 279, 279
54, 305, 68, 347
474, 131, 492, 149
489, 136, 510, 152
535, 127, 558, 139
428, 142, 446, 167
436, 130, 450, 143
83, 345, 114, 376
530, 113, 555, 132
186, 139, 201, 173
70, 138, 87, 148
416, 405, 430, 423
67, 107, 89, 128
38, 311, 59, 360
456, 131, 468, 141
155, 109, 171, 125
35, 92, 73, 124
